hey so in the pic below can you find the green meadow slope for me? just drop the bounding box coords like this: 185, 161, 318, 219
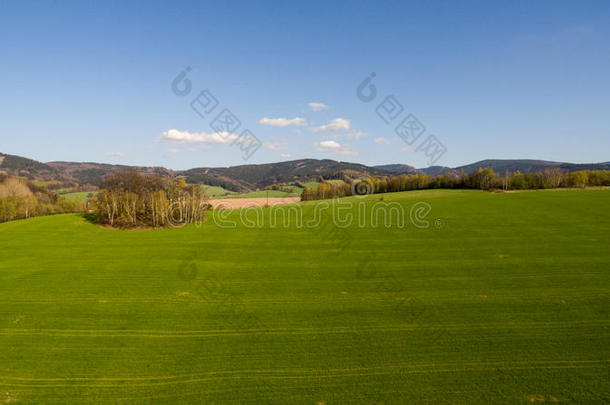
0, 189, 608, 404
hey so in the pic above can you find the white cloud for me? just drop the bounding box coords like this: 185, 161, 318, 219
106, 151, 125, 158
401, 146, 416, 151
259, 117, 306, 127
315, 140, 359, 156
375, 137, 391, 145
159, 129, 238, 144
319, 140, 341, 149
308, 102, 328, 112
311, 118, 351, 132
280, 153, 293, 158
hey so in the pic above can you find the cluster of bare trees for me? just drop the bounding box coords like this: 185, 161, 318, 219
0, 175, 86, 223
300, 183, 351, 200
461, 168, 610, 190
302, 169, 610, 201
93, 171, 210, 228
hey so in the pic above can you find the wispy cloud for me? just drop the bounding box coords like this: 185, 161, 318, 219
308, 102, 328, 112
311, 118, 351, 132
159, 129, 238, 144
106, 151, 125, 158
259, 117, 306, 127
346, 130, 368, 140
264, 141, 287, 150
315, 140, 359, 156
375, 137, 391, 145
280, 153, 293, 158
319, 140, 341, 149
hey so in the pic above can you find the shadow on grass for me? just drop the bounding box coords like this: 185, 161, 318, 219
80, 212, 99, 224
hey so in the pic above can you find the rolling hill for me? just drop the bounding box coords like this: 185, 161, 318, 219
2, 152, 609, 192
46, 161, 173, 186
452, 159, 610, 175
0, 152, 68, 181
181, 159, 387, 191
376, 159, 610, 176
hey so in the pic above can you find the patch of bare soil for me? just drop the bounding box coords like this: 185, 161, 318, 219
210, 197, 300, 210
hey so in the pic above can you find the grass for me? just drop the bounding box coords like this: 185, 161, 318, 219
223, 189, 299, 198
201, 185, 235, 198
301, 181, 322, 189
212, 182, 323, 199
0, 189, 608, 404
201, 184, 297, 199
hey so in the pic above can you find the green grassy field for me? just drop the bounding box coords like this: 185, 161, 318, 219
201, 185, 236, 198
301, 181, 322, 189
204, 186, 299, 199
208, 182, 323, 199
222, 189, 300, 198
0, 189, 608, 404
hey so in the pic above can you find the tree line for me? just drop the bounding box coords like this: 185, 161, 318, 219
0, 174, 86, 223
301, 168, 610, 201
92, 171, 210, 228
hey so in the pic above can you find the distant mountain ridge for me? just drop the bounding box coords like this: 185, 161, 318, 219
1, 152, 609, 192
452, 159, 610, 175
375, 159, 610, 177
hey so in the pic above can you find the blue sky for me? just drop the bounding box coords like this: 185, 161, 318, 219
1, 0, 609, 169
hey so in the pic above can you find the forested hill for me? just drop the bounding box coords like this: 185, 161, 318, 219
46, 161, 173, 186
375, 159, 610, 176
452, 159, 610, 175
181, 159, 388, 191
0, 153, 67, 181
